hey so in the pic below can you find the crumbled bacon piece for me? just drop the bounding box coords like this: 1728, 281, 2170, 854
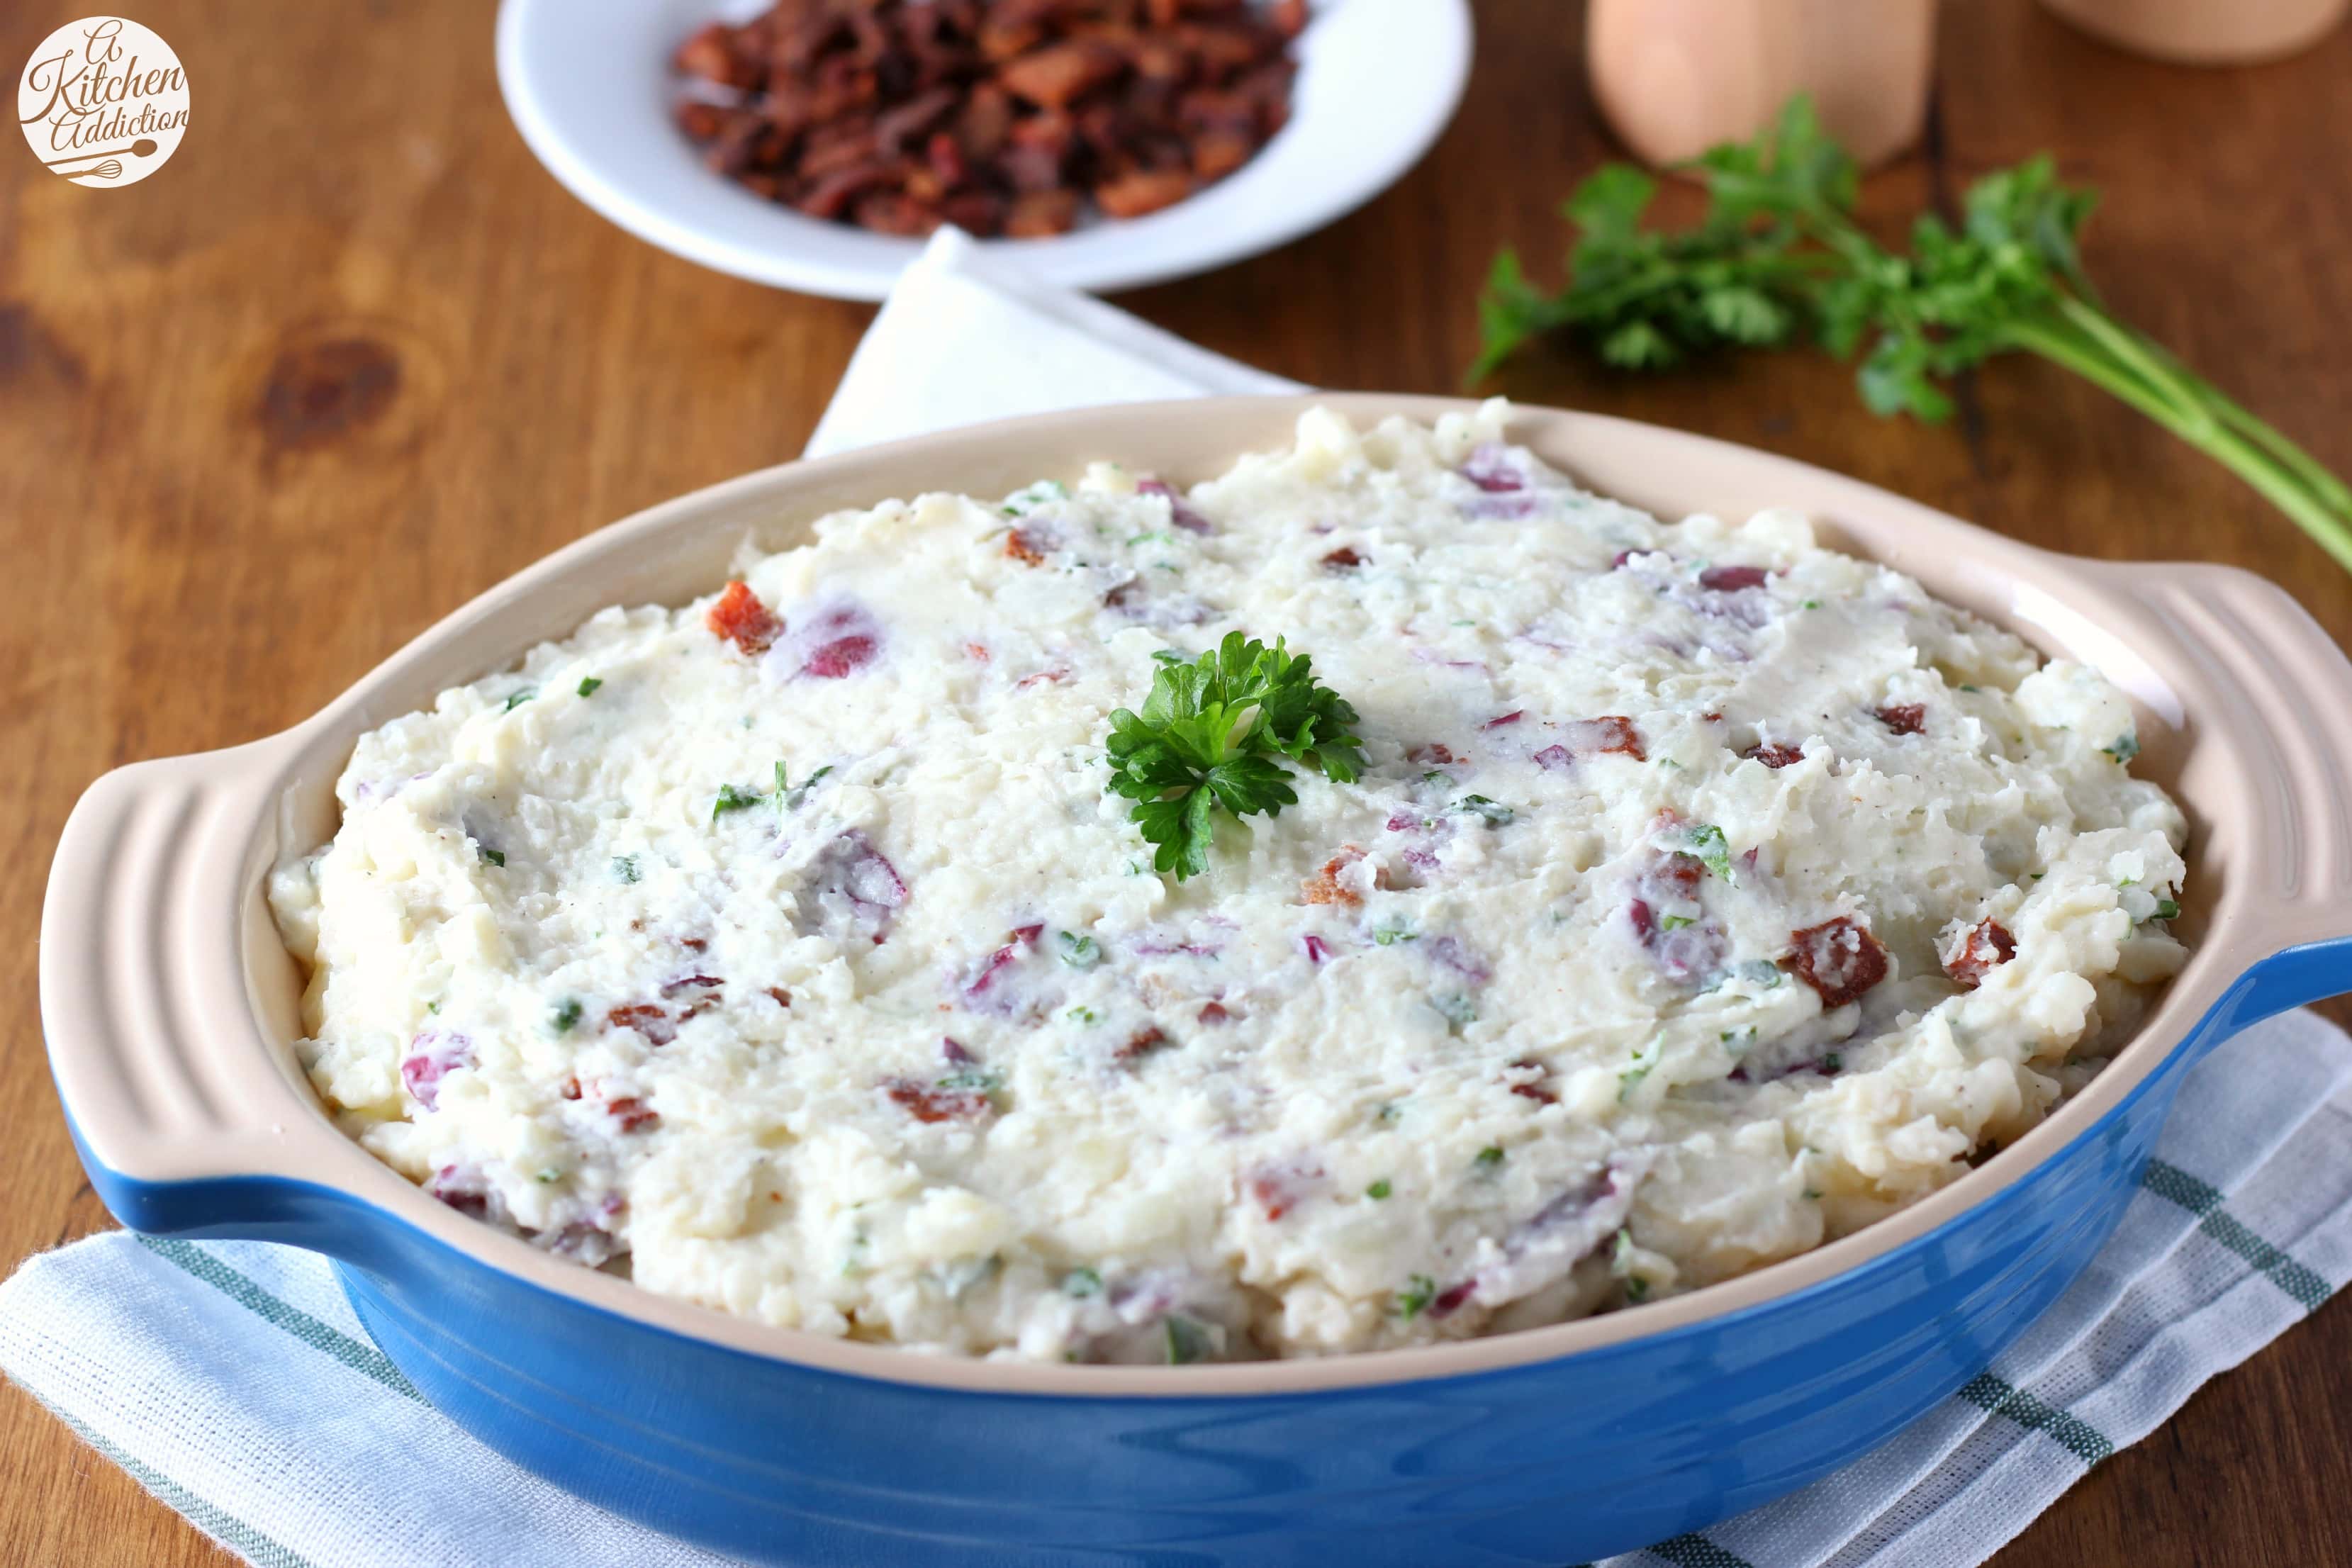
1943, 919, 2017, 989
882, 1077, 992, 1124
1114, 1026, 1171, 1063
1785, 917, 1890, 1007
1876, 703, 1926, 736
1699, 565, 1771, 592
765, 986, 792, 1008
707, 580, 781, 654
1005, 528, 1046, 565
1197, 1002, 1233, 1026
605, 1096, 660, 1133
1301, 846, 1384, 907
1505, 1058, 1557, 1104
1536, 715, 1646, 771
559, 1075, 582, 1101
1745, 742, 1805, 769
1016, 666, 1069, 689
1246, 1158, 1323, 1221
1406, 742, 1455, 766
607, 1003, 676, 1046
1321, 546, 1364, 570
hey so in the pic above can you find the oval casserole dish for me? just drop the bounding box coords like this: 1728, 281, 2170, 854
40, 395, 2352, 1567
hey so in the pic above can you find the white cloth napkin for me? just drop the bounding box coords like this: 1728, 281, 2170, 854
7, 228, 2349, 1568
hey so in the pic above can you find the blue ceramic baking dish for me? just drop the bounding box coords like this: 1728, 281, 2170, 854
42, 397, 2352, 1566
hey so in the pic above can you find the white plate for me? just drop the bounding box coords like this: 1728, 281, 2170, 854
495, 0, 1474, 301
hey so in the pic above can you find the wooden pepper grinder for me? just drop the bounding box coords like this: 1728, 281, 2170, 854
1586, 0, 1940, 170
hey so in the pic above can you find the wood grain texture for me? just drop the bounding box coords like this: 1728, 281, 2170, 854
2, 1, 2347, 1563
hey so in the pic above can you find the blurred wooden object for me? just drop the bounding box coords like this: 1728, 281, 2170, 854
2042, 0, 2348, 62
2, 3, 2351, 1567
1587, 0, 1938, 167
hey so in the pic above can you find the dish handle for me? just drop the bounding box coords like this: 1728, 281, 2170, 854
2085, 563, 2352, 1024
40, 736, 358, 1241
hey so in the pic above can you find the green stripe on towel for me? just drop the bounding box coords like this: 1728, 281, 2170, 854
134, 1236, 420, 1401
1648, 1533, 1759, 1568
47, 1401, 323, 1568
1958, 1372, 2114, 1465
2141, 1160, 2336, 1312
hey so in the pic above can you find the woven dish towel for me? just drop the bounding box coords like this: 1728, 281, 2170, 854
8, 229, 2351, 1568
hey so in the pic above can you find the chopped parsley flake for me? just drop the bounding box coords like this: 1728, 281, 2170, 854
712, 783, 764, 820
1394, 1274, 1437, 1320
1683, 822, 1733, 879
503, 688, 535, 712
936, 1067, 1003, 1095
1432, 992, 1477, 1029
1658, 913, 1695, 931
1473, 1146, 1505, 1172
1372, 919, 1418, 946
1453, 795, 1514, 827
576, 676, 603, 697
1366, 1179, 1393, 1200
2104, 732, 2141, 761
478, 846, 505, 867
1058, 931, 1102, 968
1163, 1313, 1214, 1365
1066, 1006, 1099, 1025
612, 854, 642, 884
2155, 897, 2181, 921
1062, 1267, 1104, 1298
550, 997, 582, 1034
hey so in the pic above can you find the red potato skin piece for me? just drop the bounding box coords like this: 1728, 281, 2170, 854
1876, 703, 1927, 736
1114, 1025, 1171, 1063
607, 1003, 676, 1046
707, 580, 782, 654
1745, 742, 1805, 769
605, 1095, 660, 1133
1943, 919, 2017, 988
1698, 565, 1771, 592
1785, 917, 1891, 1007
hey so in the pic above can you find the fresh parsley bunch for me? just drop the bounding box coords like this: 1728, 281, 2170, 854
1104, 632, 1367, 880
1474, 97, 2352, 573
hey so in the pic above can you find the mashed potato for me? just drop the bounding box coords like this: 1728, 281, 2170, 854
269, 404, 2188, 1362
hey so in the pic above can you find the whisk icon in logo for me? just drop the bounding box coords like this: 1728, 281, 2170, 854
18, 17, 189, 187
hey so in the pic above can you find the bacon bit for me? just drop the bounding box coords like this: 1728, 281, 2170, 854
1628, 851, 1720, 981
1321, 546, 1365, 570
1302, 846, 1384, 907
1876, 703, 1927, 736
681, 937, 708, 952
1699, 565, 1771, 592
1406, 742, 1456, 765
1137, 477, 1211, 534
605, 1096, 661, 1133
707, 580, 781, 654
1505, 1058, 1556, 1105
765, 986, 791, 1008
1745, 742, 1805, 769
559, 1075, 582, 1101
1005, 528, 1046, 565
1570, 716, 1646, 760
1301, 933, 1335, 965
1943, 919, 2017, 989
1015, 666, 1069, 690
882, 1077, 992, 1124
1701, 711, 1723, 724
1247, 1159, 1324, 1221
1426, 1280, 1475, 1320
1114, 1026, 1170, 1063
1786, 917, 1891, 1007
607, 1003, 676, 1046
964, 641, 991, 662
1197, 1002, 1233, 1026
661, 973, 724, 997
1482, 711, 1523, 730
803, 635, 877, 679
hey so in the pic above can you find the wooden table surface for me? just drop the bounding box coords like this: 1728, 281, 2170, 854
5, 0, 2349, 1562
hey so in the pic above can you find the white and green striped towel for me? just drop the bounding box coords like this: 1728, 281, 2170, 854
11, 229, 2351, 1568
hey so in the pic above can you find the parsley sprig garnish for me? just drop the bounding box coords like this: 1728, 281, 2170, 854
1104, 632, 1366, 880
1472, 97, 2352, 573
